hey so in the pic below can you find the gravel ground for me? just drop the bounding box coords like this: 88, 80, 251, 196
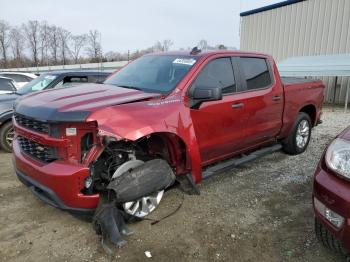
0, 106, 349, 262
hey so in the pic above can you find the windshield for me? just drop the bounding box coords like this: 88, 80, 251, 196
17, 74, 57, 95
104, 55, 198, 93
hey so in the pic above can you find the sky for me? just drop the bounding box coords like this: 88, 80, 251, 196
1, 0, 281, 53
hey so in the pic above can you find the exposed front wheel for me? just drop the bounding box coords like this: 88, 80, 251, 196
282, 112, 311, 155
111, 159, 165, 218
123, 190, 164, 218
0, 122, 14, 153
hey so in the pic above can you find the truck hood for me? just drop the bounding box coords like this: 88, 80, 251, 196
14, 83, 161, 122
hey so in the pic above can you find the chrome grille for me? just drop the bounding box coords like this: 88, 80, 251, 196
17, 136, 57, 163
15, 114, 49, 134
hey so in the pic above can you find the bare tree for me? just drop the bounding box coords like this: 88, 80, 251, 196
197, 40, 208, 51
86, 30, 101, 62
48, 25, 59, 65
39, 21, 50, 66
57, 27, 71, 65
162, 39, 173, 51
10, 26, 24, 67
153, 40, 173, 52
153, 41, 163, 52
0, 20, 11, 68
70, 34, 86, 63
23, 20, 40, 66
216, 44, 227, 50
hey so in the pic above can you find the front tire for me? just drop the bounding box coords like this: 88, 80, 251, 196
0, 122, 14, 153
282, 112, 311, 155
315, 218, 347, 256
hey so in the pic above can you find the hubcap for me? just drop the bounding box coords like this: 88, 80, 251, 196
123, 191, 164, 218
112, 159, 164, 218
6, 127, 14, 147
296, 120, 310, 149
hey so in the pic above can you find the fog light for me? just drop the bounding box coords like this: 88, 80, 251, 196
314, 197, 344, 228
85, 176, 93, 188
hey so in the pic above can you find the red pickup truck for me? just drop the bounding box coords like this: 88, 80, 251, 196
13, 50, 324, 218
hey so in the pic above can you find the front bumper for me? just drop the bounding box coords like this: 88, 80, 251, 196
13, 138, 99, 213
313, 162, 350, 254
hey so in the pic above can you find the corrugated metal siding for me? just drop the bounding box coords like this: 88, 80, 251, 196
240, 0, 350, 104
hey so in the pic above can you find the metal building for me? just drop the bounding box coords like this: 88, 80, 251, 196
240, 0, 350, 104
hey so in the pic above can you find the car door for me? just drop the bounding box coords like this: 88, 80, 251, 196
189, 57, 249, 165
236, 56, 284, 148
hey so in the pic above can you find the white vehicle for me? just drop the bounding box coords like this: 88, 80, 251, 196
0, 72, 37, 88
0, 77, 16, 94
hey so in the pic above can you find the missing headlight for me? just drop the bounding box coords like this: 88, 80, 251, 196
81, 132, 94, 161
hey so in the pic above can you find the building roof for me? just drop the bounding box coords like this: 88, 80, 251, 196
240, 0, 306, 17
278, 54, 350, 77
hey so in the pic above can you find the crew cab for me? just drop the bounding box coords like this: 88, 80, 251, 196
0, 71, 110, 152
12, 50, 324, 217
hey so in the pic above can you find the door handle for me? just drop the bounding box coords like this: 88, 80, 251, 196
272, 96, 282, 101
232, 103, 244, 109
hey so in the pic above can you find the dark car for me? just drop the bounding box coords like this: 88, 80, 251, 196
0, 71, 110, 152
314, 126, 350, 257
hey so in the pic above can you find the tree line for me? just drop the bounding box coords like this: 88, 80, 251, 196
0, 19, 233, 69
0, 20, 103, 68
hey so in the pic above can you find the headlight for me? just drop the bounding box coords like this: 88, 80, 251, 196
325, 138, 350, 179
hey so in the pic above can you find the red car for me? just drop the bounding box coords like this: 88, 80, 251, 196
13, 50, 324, 218
314, 126, 350, 256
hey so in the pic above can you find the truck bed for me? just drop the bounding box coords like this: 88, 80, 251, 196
281, 77, 321, 85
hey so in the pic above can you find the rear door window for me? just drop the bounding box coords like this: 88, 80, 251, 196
0, 78, 15, 91
193, 57, 236, 94
88, 75, 107, 83
55, 76, 88, 88
3, 74, 29, 82
240, 57, 272, 91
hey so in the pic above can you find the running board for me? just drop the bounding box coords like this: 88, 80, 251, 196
202, 144, 282, 180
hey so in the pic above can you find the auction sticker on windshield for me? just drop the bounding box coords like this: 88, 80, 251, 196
173, 58, 196, 66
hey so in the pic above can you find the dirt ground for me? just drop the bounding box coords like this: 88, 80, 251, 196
0, 107, 349, 262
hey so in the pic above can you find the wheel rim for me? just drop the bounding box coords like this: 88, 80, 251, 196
5, 127, 14, 148
112, 159, 164, 218
296, 119, 310, 149
123, 190, 164, 218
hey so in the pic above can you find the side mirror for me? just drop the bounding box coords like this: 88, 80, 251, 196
190, 86, 222, 109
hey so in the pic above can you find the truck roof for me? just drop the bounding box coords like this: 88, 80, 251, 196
150, 50, 272, 58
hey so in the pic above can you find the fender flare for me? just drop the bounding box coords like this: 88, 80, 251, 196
0, 110, 13, 127
99, 126, 204, 183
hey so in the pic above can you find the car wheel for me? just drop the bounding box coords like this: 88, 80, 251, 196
282, 112, 311, 155
0, 122, 14, 153
315, 218, 347, 256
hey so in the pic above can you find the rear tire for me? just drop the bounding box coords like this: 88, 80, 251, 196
0, 122, 14, 153
315, 218, 347, 256
282, 112, 311, 155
